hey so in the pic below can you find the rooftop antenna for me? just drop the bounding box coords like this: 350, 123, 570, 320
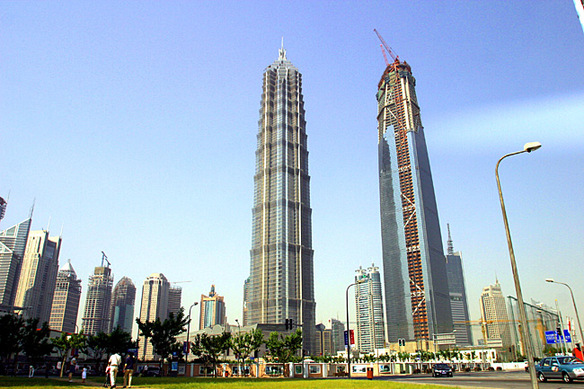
447, 223, 454, 255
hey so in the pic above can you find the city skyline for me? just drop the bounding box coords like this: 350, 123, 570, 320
1, 1, 583, 335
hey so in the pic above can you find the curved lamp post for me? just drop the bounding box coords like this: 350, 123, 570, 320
545, 279, 584, 351
496, 141, 541, 389
185, 302, 199, 363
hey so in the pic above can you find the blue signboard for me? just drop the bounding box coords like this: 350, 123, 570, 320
344, 330, 348, 346
545, 329, 573, 344
545, 330, 557, 344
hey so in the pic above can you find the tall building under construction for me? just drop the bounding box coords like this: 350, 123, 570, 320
82, 257, 113, 335
244, 44, 316, 353
376, 53, 452, 341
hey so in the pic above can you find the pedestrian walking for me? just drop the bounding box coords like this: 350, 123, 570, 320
123, 352, 135, 388
82, 367, 87, 383
108, 352, 122, 388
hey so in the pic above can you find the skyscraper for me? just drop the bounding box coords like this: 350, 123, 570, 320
138, 273, 170, 360
168, 285, 182, 317
82, 259, 113, 335
354, 264, 385, 353
244, 44, 316, 353
199, 284, 225, 329
377, 57, 452, 341
110, 276, 136, 334
480, 279, 512, 348
330, 318, 346, 353
0, 197, 6, 224
49, 259, 82, 333
14, 230, 61, 323
445, 225, 473, 346
0, 218, 32, 312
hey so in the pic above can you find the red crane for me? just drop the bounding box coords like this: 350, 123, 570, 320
374, 29, 399, 64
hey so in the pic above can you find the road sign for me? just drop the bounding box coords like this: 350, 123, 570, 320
546, 329, 573, 344
545, 330, 557, 344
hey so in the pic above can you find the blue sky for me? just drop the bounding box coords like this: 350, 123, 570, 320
2, 1, 584, 339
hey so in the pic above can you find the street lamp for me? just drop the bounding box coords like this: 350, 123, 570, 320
545, 279, 584, 351
185, 302, 198, 363
496, 141, 541, 389
345, 274, 369, 379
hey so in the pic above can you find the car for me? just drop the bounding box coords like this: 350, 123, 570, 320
535, 356, 584, 383
141, 366, 161, 377
432, 363, 453, 377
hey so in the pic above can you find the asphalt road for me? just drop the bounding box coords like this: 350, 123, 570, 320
378, 370, 584, 389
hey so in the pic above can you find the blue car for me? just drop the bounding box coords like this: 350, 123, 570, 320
535, 356, 584, 383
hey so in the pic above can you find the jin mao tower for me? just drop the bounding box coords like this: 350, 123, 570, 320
244, 44, 316, 353
376, 41, 452, 341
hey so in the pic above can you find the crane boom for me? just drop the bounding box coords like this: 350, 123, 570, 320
374, 28, 399, 63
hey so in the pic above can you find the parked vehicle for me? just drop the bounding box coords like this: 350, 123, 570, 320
535, 356, 584, 383
432, 363, 453, 377
142, 367, 161, 377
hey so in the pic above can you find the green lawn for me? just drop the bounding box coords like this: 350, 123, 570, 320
0, 376, 460, 389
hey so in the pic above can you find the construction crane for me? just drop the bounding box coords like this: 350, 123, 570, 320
101, 251, 111, 267
374, 28, 399, 64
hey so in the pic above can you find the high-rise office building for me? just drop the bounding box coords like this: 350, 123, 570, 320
354, 264, 385, 353
14, 230, 61, 323
445, 225, 473, 346
82, 261, 113, 335
480, 279, 512, 348
110, 276, 136, 334
138, 273, 170, 360
168, 285, 182, 317
376, 57, 452, 341
199, 285, 225, 329
244, 44, 316, 353
0, 218, 32, 312
49, 259, 82, 333
330, 318, 346, 353
315, 323, 333, 356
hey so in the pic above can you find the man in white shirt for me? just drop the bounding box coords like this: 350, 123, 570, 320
108, 352, 122, 388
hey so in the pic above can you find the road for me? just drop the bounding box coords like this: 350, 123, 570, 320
378, 370, 584, 389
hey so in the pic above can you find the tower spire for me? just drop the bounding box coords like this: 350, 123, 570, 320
278, 37, 286, 60
447, 223, 454, 255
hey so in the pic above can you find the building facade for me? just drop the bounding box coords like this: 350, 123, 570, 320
0, 218, 32, 312
330, 318, 346, 353
445, 225, 473, 346
199, 285, 225, 330
14, 230, 61, 324
82, 263, 113, 335
376, 58, 452, 341
110, 276, 136, 334
49, 259, 82, 333
168, 285, 182, 317
480, 280, 512, 349
315, 323, 333, 356
354, 264, 386, 353
138, 273, 170, 360
244, 45, 316, 353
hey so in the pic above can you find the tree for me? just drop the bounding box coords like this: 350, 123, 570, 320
230, 328, 263, 373
0, 314, 25, 374
87, 328, 135, 368
190, 332, 232, 377
20, 319, 53, 367
265, 328, 303, 363
52, 331, 87, 377
136, 308, 189, 370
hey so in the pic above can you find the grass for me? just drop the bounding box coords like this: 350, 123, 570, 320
0, 376, 459, 389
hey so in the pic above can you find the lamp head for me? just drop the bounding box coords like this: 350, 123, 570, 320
545, 278, 554, 283
524, 142, 542, 153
